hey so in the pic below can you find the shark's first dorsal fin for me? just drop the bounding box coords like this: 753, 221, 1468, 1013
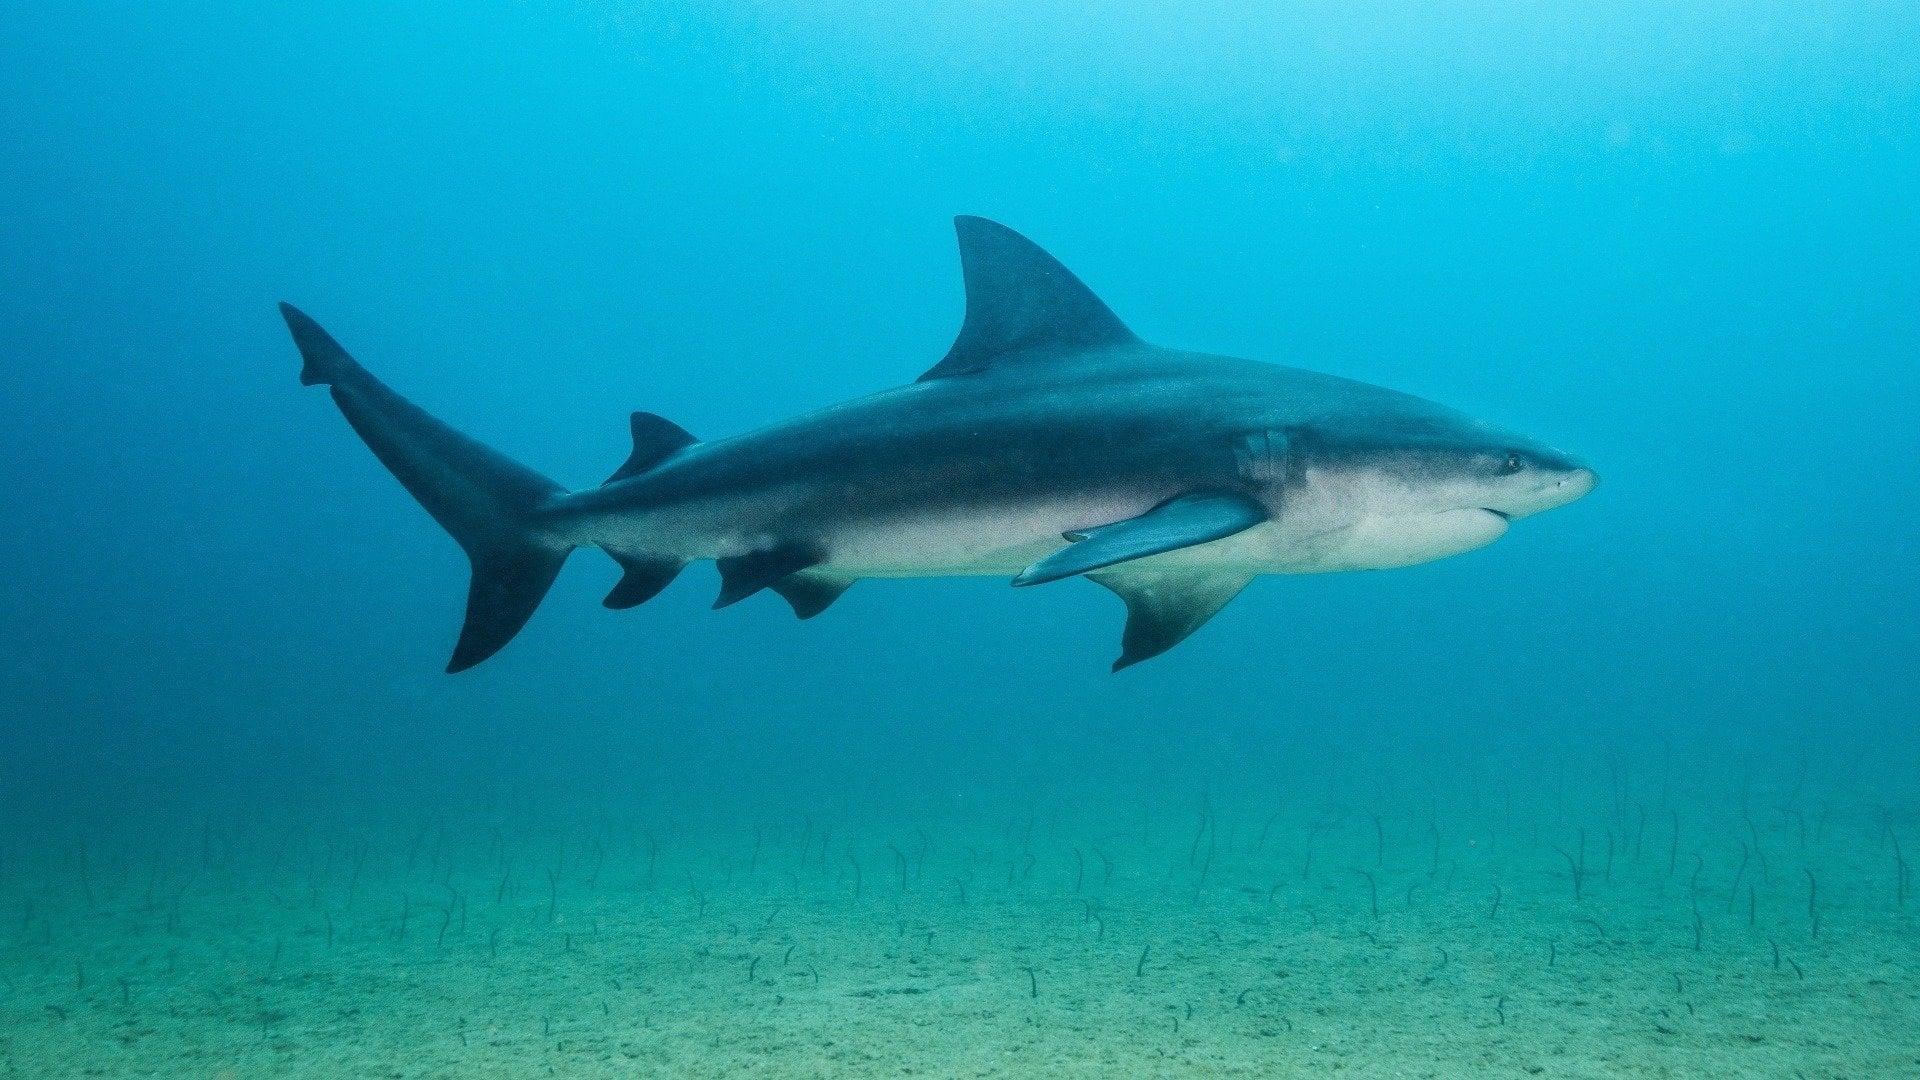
919, 217, 1138, 380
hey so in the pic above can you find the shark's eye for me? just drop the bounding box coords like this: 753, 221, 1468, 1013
1502, 452, 1524, 473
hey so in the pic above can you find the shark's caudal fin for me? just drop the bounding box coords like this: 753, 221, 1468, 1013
279, 303, 572, 672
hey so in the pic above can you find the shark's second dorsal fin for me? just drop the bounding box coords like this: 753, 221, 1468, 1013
919, 217, 1138, 380
605, 412, 698, 485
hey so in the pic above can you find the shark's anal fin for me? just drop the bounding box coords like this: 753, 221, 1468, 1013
919, 217, 1139, 380
603, 553, 686, 610
606, 412, 698, 485
714, 544, 823, 609
1091, 569, 1253, 672
1012, 492, 1268, 587
770, 570, 855, 619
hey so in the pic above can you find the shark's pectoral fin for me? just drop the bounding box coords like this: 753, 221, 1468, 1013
714, 544, 823, 609
603, 553, 686, 610
1091, 569, 1253, 671
770, 570, 856, 619
1012, 492, 1268, 587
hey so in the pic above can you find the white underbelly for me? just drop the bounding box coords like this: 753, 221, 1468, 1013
647, 496, 1508, 582
1271, 508, 1509, 573
822, 506, 1318, 580
820, 497, 1157, 578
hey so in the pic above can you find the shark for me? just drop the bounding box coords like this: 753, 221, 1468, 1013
280, 217, 1596, 673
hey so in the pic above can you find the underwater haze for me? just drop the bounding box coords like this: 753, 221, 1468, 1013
3, 1, 1919, 1076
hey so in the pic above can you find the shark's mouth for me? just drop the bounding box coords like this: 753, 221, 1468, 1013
1480, 508, 1511, 522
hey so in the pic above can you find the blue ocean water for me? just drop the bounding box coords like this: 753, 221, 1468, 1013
2, 3, 1917, 1076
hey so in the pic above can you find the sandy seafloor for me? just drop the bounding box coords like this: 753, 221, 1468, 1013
4, 757, 1917, 1079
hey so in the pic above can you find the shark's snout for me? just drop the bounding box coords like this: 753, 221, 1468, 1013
1480, 457, 1597, 521
1563, 467, 1599, 499
1519, 464, 1597, 517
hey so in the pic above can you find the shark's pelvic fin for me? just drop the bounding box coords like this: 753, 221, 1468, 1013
602, 553, 685, 610
714, 544, 823, 609
770, 570, 856, 620
1091, 568, 1253, 672
606, 412, 697, 485
1011, 492, 1268, 587
919, 216, 1139, 380
279, 302, 573, 673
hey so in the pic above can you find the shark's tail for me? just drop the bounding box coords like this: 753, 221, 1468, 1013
279, 303, 573, 672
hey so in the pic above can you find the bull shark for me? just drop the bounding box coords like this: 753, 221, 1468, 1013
280, 217, 1595, 673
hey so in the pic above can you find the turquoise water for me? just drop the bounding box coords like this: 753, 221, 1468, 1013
3, 3, 1918, 1077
